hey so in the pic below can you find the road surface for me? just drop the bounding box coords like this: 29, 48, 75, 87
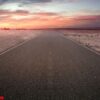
0, 30, 100, 100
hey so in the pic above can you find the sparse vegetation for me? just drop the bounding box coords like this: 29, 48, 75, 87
0, 30, 41, 53
63, 30, 100, 54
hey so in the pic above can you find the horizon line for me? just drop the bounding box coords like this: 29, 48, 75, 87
0, 27, 100, 30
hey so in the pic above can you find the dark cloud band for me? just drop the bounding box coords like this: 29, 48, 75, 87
0, 0, 52, 4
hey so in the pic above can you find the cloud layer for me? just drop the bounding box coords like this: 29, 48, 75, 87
0, 0, 51, 4
0, 0, 100, 28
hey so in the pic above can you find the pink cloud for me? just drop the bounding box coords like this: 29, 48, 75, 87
74, 15, 100, 21
0, 9, 100, 29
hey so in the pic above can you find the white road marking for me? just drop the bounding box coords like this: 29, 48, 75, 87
61, 34, 100, 56
0, 38, 32, 56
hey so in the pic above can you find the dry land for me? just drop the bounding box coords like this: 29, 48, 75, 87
63, 30, 100, 54
0, 30, 41, 53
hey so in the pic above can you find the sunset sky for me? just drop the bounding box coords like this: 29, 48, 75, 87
0, 0, 100, 29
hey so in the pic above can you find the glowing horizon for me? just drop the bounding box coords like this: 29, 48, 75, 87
0, 0, 100, 29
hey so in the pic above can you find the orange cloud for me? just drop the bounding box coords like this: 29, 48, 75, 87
0, 10, 100, 29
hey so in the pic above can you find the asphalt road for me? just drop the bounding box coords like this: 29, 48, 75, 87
0, 30, 100, 100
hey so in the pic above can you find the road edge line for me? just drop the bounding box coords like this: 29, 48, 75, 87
0, 38, 33, 56
61, 33, 100, 56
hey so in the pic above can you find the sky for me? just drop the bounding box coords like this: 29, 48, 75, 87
0, 0, 100, 29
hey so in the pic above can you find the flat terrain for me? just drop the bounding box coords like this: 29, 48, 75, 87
63, 30, 100, 54
0, 30, 100, 100
0, 30, 41, 53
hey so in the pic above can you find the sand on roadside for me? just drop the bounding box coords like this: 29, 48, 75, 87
0, 30, 41, 53
63, 30, 100, 54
